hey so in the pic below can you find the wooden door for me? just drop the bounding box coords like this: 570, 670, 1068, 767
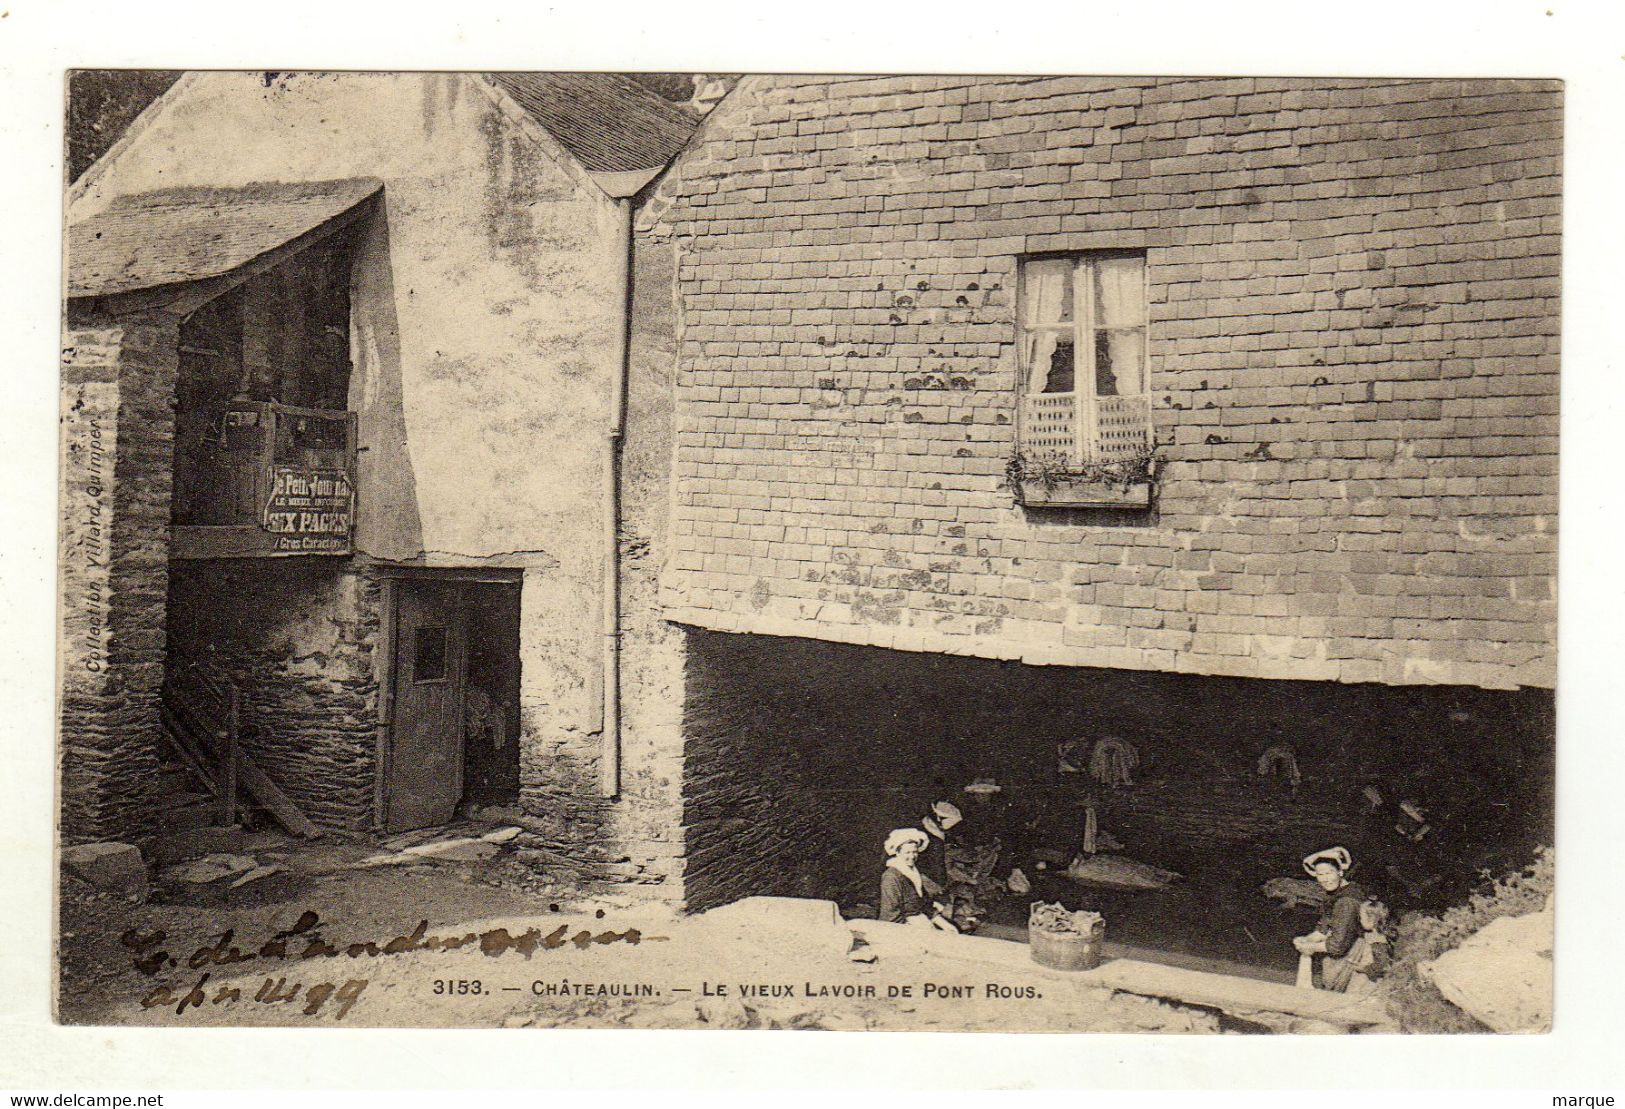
386, 581, 467, 831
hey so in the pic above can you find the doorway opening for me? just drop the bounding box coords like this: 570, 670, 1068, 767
461, 582, 522, 806
383, 573, 521, 832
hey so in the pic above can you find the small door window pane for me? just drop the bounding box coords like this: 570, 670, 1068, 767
413, 626, 448, 683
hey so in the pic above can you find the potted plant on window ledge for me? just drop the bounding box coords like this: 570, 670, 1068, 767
1005, 447, 1160, 509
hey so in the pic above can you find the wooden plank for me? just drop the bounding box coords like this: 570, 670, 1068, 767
1098, 940, 1294, 986
165, 692, 223, 740
219, 689, 240, 827
159, 706, 219, 797
373, 576, 397, 833
172, 524, 355, 559
171, 525, 290, 559
975, 922, 1294, 985
232, 749, 322, 839
1081, 958, 1390, 1026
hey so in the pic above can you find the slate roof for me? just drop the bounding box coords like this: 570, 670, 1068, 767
489, 72, 700, 174
67, 178, 381, 299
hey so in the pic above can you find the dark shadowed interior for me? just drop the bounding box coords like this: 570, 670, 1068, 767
681, 627, 1554, 971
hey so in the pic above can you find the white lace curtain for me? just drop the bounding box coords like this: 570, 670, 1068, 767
1093, 256, 1146, 396
1023, 260, 1071, 394
1022, 256, 1146, 396
1093, 256, 1144, 328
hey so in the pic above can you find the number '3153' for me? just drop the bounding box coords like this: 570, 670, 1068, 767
432, 979, 483, 995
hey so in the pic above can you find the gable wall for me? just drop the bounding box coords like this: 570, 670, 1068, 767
69, 73, 633, 836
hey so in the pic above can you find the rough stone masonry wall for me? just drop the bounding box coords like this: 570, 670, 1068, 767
681, 628, 1555, 913
59, 310, 180, 843
641, 76, 1560, 691
164, 560, 381, 831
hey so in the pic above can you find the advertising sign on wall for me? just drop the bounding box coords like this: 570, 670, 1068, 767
263, 467, 354, 554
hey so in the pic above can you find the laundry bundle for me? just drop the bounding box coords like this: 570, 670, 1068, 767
1064, 853, 1181, 891
1076, 806, 1125, 856
1028, 901, 1104, 937
1088, 737, 1140, 787
1260, 876, 1326, 910
1256, 744, 1302, 788
1028, 901, 1107, 971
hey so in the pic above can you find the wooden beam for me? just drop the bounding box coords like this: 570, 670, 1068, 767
231, 748, 322, 839
171, 525, 352, 559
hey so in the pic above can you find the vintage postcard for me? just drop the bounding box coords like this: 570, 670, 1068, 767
55, 67, 1558, 1038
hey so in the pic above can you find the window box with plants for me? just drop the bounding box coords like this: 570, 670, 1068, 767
1005, 448, 1160, 509
1011, 251, 1159, 510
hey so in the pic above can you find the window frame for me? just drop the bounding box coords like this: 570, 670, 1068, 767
1017, 250, 1151, 471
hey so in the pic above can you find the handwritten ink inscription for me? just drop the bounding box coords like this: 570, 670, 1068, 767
139, 970, 370, 1020
120, 909, 653, 1022
113, 907, 1046, 1024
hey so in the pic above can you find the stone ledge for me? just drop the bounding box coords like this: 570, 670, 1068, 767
1082, 958, 1393, 1029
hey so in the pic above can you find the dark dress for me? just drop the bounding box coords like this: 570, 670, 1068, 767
1354, 802, 1396, 889
878, 866, 930, 924
1356, 802, 1441, 909
1315, 880, 1366, 959
919, 819, 952, 892
1312, 880, 1374, 991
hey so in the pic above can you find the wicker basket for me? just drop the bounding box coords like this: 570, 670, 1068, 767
1029, 921, 1105, 972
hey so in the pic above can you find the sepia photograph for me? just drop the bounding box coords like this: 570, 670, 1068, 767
51, 65, 1564, 1040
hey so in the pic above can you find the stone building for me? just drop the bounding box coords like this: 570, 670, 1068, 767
59, 72, 701, 892
61, 73, 1561, 928
632, 76, 1560, 911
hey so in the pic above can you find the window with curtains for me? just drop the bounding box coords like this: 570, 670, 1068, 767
1018, 253, 1152, 471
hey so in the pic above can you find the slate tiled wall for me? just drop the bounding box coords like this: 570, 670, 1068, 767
641, 77, 1560, 691
164, 560, 382, 831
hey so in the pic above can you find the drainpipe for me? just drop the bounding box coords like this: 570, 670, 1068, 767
601, 196, 632, 798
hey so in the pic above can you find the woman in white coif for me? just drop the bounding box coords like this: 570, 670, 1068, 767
878, 828, 958, 932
